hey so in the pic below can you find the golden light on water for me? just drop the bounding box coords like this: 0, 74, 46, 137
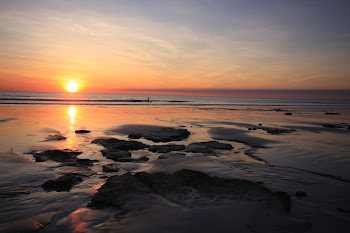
66, 105, 76, 148
69, 106, 76, 125
66, 82, 79, 93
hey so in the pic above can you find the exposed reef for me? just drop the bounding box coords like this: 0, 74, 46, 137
107, 124, 190, 142
41, 173, 84, 192
87, 169, 291, 211
185, 141, 233, 153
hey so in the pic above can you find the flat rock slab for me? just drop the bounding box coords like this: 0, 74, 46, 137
149, 144, 185, 153
87, 169, 290, 211
101, 149, 132, 161
102, 164, 120, 172
31, 149, 82, 162
92, 138, 149, 150
107, 124, 190, 142
41, 173, 84, 192
75, 130, 91, 134
185, 141, 233, 153
209, 127, 277, 148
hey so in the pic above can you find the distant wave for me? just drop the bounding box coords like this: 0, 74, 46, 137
0, 98, 188, 103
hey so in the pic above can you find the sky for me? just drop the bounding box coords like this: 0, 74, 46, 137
0, 0, 349, 97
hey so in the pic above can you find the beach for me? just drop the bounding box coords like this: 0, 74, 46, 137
1, 95, 350, 232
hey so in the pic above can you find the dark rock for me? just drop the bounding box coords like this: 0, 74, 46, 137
337, 208, 350, 213
273, 109, 288, 112
348, 125, 350, 130
75, 130, 91, 134
31, 149, 82, 162
284, 112, 292, 115
136, 156, 149, 162
262, 127, 295, 135
158, 153, 186, 159
258, 124, 262, 126
108, 125, 190, 142
252, 128, 257, 130
149, 144, 185, 153
101, 149, 132, 162
324, 112, 341, 115
128, 133, 142, 139
92, 138, 148, 151
65, 158, 99, 167
102, 164, 120, 172
248, 128, 252, 131
87, 169, 291, 211
186, 141, 233, 154
41, 173, 84, 192
275, 191, 291, 212
322, 124, 338, 128
296, 191, 307, 197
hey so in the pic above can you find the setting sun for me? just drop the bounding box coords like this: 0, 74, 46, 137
66, 82, 79, 93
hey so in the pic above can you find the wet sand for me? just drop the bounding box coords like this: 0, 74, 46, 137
0, 105, 350, 232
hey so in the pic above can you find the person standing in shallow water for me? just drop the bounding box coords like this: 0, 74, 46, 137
147, 97, 150, 102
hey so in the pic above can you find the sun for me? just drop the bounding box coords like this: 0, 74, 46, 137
66, 82, 79, 93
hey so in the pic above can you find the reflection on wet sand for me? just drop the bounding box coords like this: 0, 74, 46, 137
66, 106, 77, 149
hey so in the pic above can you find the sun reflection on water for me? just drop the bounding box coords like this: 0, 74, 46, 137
66, 106, 77, 148
69, 106, 76, 125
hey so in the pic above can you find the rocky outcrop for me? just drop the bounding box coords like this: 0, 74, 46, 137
102, 164, 120, 172
31, 149, 82, 162
92, 138, 150, 163
87, 169, 291, 211
41, 173, 84, 192
107, 124, 190, 142
149, 144, 185, 153
92, 138, 148, 151
28, 149, 98, 167
75, 130, 91, 134
185, 141, 233, 153
101, 149, 132, 162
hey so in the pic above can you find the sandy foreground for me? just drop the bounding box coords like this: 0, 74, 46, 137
0, 105, 350, 233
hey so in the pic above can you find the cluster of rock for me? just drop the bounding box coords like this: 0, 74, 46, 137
92, 137, 234, 162
29, 149, 98, 166
92, 138, 149, 162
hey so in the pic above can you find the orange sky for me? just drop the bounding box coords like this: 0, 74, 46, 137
0, 1, 349, 96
